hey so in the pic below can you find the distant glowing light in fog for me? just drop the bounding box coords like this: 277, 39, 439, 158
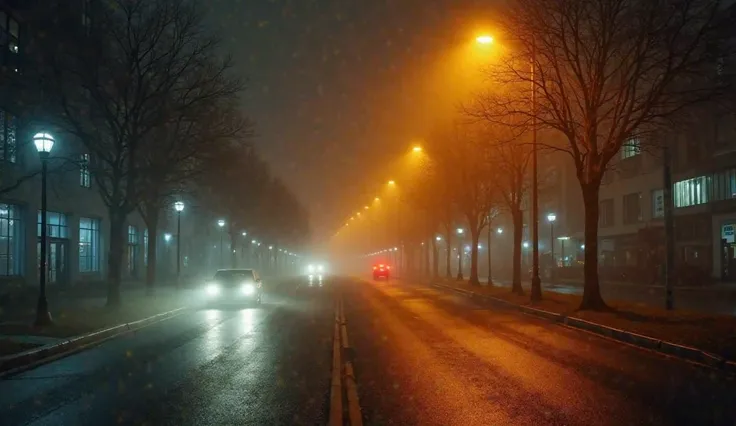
476, 35, 494, 44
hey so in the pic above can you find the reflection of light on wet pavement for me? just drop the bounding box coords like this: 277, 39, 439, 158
239, 309, 256, 333
204, 311, 223, 354
205, 309, 221, 325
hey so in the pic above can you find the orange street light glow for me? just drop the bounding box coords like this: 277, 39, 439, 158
374, 197, 380, 202
364, 206, 369, 210
388, 180, 396, 185
476, 35, 493, 44
412, 146, 422, 152
357, 212, 361, 216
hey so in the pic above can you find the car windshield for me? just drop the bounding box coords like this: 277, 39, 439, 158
214, 270, 255, 282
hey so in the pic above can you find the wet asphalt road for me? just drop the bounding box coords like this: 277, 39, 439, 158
3, 276, 736, 426
344, 277, 736, 426
0, 278, 334, 426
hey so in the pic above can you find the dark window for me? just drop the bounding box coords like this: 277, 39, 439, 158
0, 10, 21, 70
0, 110, 17, 163
623, 193, 642, 224
599, 199, 614, 228
80, 153, 91, 187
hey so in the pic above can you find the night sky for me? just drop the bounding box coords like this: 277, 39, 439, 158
208, 0, 497, 242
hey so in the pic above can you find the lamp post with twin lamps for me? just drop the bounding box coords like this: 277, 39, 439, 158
34, 132, 55, 326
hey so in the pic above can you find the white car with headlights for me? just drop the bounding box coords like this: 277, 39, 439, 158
205, 269, 263, 305
305, 263, 327, 280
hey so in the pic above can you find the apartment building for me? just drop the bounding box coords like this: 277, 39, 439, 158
0, 0, 237, 289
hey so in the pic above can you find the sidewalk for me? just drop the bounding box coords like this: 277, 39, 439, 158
426, 278, 736, 362
0, 283, 192, 358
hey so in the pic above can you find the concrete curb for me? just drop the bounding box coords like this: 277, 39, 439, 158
429, 282, 734, 373
0, 306, 186, 378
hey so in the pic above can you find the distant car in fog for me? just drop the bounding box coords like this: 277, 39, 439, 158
306, 262, 327, 280
372, 264, 390, 280
204, 269, 263, 305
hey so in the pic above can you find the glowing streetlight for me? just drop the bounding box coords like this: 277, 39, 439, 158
173, 201, 185, 286
34, 132, 55, 326
241, 231, 247, 236
412, 145, 422, 153
476, 35, 493, 44
497, 227, 503, 234
164, 233, 172, 242
388, 180, 396, 186
364, 206, 369, 210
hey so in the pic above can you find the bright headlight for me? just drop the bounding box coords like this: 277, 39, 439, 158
307, 264, 315, 272
317, 265, 324, 272
242, 283, 255, 295
206, 283, 220, 296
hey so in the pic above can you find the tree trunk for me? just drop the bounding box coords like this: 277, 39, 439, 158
511, 206, 524, 295
106, 209, 126, 307
579, 182, 608, 310
444, 229, 452, 279
469, 226, 480, 285
145, 216, 159, 295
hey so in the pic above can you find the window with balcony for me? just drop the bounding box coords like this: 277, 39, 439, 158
623, 193, 642, 224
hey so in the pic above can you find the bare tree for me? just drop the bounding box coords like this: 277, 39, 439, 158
426, 123, 498, 285
41, 0, 241, 306
475, 0, 734, 309
482, 126, 532, 295
137, 103, 249, 293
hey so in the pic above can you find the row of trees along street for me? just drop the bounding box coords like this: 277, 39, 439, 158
399, 0, 735, 310
12, 0, 310, 306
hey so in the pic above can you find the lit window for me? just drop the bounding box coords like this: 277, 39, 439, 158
674, 176, 710, 208
0, 203, 23, 276
621, 138, 641, 159
80, 153, 91, 187
79, 217, 100, 272
128, 225, 138, 244
37, 211, 68, 238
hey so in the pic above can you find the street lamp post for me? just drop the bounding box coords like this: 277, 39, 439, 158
456, 228, 464, 281
34, 132, 55, 326
174, 201, 184, 286
547, 213, 557, 263
547, 213, 557, 283
217, 219, 225, 269
487, 215, 493, 285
